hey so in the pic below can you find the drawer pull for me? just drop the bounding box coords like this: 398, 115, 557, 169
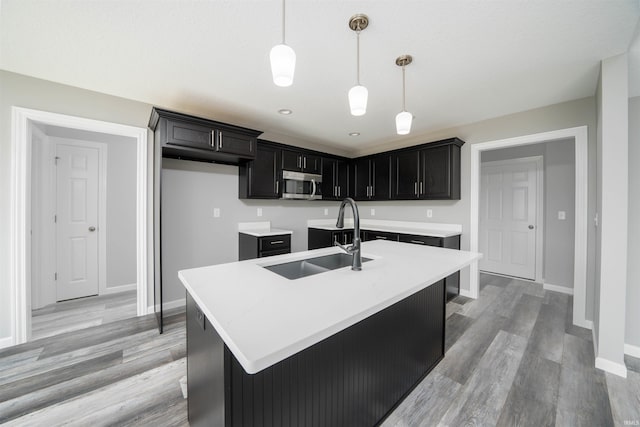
411, 240, 426, 244
375, 236, 387, 240
270, 240, 284, 245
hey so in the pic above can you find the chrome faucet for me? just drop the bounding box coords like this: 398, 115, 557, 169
335, 197, 362, 271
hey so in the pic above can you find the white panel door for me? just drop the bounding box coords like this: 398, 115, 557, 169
479, 159, 538, 280
56, 144, 99, 301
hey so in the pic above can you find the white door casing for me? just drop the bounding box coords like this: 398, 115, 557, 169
479, 157, 542, 280
55, 143, 100, 301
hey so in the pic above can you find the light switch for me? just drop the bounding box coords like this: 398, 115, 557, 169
324, 208, 328, 216
427, 209, 433, 218
558, 211, 566, 220
257, 208, 263, 217
213, 208, 220, 218
371, 208, 376, 216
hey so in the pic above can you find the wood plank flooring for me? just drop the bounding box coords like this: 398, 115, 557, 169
1, 274, 638, 426
31, 291, 137, 341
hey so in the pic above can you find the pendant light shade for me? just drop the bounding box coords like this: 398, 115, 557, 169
348, 14, 369, 116
348, 85, 368, 116
395, 54, 413, 135
271, 0, 295, 87
395, 111, 413, 135
270, 44, 296, 87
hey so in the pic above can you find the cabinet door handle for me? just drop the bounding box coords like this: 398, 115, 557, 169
375, 236, 387, 240
218, 131, 223, 149
410, 240, 426, 245
210, 131, 215, 148
338, 186, 341, 197
420, 182, 423, 194
270, 240, 284, 245
343, 234, 348, 245
275, 180, 279, 194
366, 186, 370, 197
297, 156, 301, 168
303, 157, 307, 169
415, 182, 418, 195
334, 186, 337, 197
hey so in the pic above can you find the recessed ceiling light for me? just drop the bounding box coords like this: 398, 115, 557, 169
278, 109, 293, 115
349, 132, 360, 137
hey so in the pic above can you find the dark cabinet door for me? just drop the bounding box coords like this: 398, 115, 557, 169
322, 158, 337, 199
164, 118, 213, 150
391, 150, 420, 199
352, 158, 371, 200
216, 128, 256, 158
371, 154, 391, 200
336, 160, 349, 199
282, 150, 321, 174
303, 153, 322, 174
245, 143, 280, 198
398, 234, 443, 247
282, 149, 301, 171
421, 145, 455, 199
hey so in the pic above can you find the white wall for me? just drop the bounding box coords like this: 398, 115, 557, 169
595, 53, 628, 373
480, 140, 575, 289
627, 95, 640, 349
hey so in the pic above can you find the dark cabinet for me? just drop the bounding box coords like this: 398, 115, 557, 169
308, 228, 355, 250
239, 233, 291, 260
322, 157, 349, 200
362, 230, 400, 242
282, 149, 322, 174
239, 141, 281, 199
391, 139, 462, 200
151, 108, 260, 164
351, 155, 391, 200
400, 233, 461, 300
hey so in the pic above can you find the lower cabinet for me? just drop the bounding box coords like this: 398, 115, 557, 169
309, 228, 461, 301
239, 233, 291, 260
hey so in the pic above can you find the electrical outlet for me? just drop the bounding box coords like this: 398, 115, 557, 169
558, 211, 566, 220
324, 208, 328, 216
426, 209, 433, 218
370, 208, 376, 216
257, 208, 263, 217
213, 208, 220, 218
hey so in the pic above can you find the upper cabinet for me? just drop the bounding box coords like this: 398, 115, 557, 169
351, 154, 391, 201
239, 141, 281, 199
391, 138, 463, 200
322, 157, 349, 200
149, 108, 261, 164
282, 149, 322, 175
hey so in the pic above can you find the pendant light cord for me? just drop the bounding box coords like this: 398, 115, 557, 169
402, 64, 406, 112
281, 0, 286, 43
356, 29, 361, 85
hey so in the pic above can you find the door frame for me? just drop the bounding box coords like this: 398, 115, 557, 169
469, 126, 590, 329
10, 107, 149, 346
479, 156, 544, 282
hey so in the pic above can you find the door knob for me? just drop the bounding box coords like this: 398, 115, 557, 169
89, 226, 96, 232
528, 225, 534, 230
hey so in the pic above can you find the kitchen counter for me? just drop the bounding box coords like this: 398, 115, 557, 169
178, 240, 480, 374
307, 218, 462, 238
238, 220, 293, 237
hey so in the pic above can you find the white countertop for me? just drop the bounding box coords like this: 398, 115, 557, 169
307, 219, 462, 238
179, 240, 480, 374
238, 221, 293, 237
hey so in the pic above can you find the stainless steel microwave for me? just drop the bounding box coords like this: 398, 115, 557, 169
281, 170, 323, 200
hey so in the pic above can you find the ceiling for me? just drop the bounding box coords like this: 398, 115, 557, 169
1, 1, 639, 156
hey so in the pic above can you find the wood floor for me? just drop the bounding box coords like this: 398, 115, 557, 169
1, 274, 639, 426
31, 290, 137, 341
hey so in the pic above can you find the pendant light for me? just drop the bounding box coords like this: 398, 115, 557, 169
270, 0, 296, 87
348, 14, 369, 116
395, 55, 413, 135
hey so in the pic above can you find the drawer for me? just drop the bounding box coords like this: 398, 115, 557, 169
259, 248, 291, 258
259, 234, 291, 252
364, 230, 400, 242
399, 234, 443, 247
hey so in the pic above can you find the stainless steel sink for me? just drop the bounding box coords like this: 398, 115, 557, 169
263, 253, 372, 280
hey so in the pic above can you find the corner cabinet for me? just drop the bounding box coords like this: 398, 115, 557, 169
391, 138, 463, 200
239, 141, 281, 199
150, 107, 262, 333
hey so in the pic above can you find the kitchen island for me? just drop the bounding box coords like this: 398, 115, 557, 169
179, 240, 480, 426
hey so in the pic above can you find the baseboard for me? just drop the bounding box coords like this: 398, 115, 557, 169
0, 336, 14, 350
543, 283, 574, 295
625, 343, 640, 358
459, 289, 474, 299
101, 283, 137, 295
147, 298, 185, 314
595, 356, 627, 378
592, 327, 599, 361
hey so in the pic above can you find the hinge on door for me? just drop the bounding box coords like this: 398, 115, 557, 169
54, 272, 57, 281
54, 214, 57, 223
54, 156, 60, 165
